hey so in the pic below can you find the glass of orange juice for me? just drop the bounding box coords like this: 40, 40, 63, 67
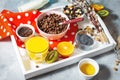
25, 36, 49, 63
78, 58, 99, 80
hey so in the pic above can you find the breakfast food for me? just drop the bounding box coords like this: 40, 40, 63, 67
78, 34, 94, 46
45, 50, 59, 63
63, 5, 83, 19
37, 13, 67, 34
57, 42, 74, 57
76, 31, 94, 50
80, 62, 95, 75
25, 36, 49, 63
16, 24, 35, 41
84, 26, 94, 36
18, 27, 33, 37
91, 4, 104, 11
90, 3, 109, 18
97, 10, 109, 17
78, 58, 99, 79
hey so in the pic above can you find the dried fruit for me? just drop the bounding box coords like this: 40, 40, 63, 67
91, 4, 104, 11
45, 50, 58, 63
114, 67, 118, 71
63, 5, 83, 19
97, 10, 109, 17
84, 26, 94, 35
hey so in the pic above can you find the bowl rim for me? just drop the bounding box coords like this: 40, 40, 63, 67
36, 11, 70, 36
16, 24, 35, 41
78, 58, 99, 77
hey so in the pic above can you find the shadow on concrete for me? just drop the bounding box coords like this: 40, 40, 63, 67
92, 64, 111, 80
102, 8, 119, 42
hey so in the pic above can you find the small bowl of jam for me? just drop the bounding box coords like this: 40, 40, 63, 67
75, 30, 94, 50
16, 24, 35, 41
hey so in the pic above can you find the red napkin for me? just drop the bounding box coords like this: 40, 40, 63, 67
0, 10, 78, 49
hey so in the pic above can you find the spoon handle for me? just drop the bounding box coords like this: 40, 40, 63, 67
59, 18, 84, 25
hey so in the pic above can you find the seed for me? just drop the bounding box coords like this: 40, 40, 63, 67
114, 67, 118, 71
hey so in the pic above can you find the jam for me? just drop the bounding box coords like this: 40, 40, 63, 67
18, 27, 33, 37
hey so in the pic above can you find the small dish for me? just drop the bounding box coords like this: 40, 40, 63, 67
16, 24, 35, 42
75, 30, 95, 50
78, 58, 99, 80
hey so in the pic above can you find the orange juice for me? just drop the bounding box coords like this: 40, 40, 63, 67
25, 36, 49, 63
80, 63, 96, 75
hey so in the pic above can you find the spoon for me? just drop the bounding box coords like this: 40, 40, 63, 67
59, 18, 84, 25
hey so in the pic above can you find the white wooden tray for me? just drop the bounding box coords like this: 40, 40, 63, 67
11, 7, 116, 79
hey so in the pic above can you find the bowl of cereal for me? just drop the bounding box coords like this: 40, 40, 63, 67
36, 11, 70, 40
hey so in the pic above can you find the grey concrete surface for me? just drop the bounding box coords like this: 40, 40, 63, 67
0, 0, 120, 80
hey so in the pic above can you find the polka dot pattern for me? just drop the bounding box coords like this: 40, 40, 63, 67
64, 35, 68, 38
7, 11, 10, 14
73, 23, 78, 27
8, 23, 11, 26
71, 32, 75, 35
3, 28, 6, 32
0, 36, 2, 39
21, 44, 25, 48
20, 23, 23, 26
34, 18, 37, 22
0, 10, 78, 49
9, 18, 13, 21
13, 25, 16, 29
53, 47, 57, 50
27, 21, 31, 24
17, 15, 21, 19
6, 32, 10, 36
3, 18, 7, 22
25, 13, 29, 17
0, 26, 3, 29
12, 29, 15, 32
49, 41, 53, 44
1, 16, 4, 19
33, 11, 37, 14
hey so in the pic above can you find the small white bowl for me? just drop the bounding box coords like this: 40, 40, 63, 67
16, 24, 35, 42
75, 30, 95, 50
78, 58, 99, 80
36, 11, 70, 40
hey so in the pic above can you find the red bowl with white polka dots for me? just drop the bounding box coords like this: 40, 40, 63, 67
36, 11, 70, 40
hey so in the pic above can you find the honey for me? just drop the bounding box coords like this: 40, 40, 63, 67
80, 63, 95, 75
